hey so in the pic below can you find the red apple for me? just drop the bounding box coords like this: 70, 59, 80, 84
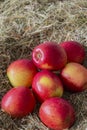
60, 41, 85, 63
32, 70, 63, 103
39, 97, 75, 130
7, 59, 37, 87
32, 42, 67, 70
60, 62, 87, 92
1, 87, 36, 117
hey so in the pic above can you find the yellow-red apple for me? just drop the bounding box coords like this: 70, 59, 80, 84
39, 97, 75, 130
1, 87, 36, 117
60, 62, 87, 92
60, 41, 85, 63
7, 59, 37, 87
32, 42, 67, 70
32, 70, 63, 103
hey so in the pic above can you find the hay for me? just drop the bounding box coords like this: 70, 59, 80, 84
0, 0, 87, 130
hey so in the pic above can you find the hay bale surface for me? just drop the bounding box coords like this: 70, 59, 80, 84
0, 0, 87, 130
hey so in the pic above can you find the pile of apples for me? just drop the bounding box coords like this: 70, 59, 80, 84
1, 41, 87, 130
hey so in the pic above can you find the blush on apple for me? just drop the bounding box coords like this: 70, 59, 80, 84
1, 87, 36, 117
32, 41, 67, 70
60, 62, 87, 92
60, 41, 85, 63
7, 59, 37, 87
32, 70, 63, 103
39, 97, 75, 130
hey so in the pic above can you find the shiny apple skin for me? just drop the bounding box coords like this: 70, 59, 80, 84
32, 42, 67, 70
60, 62, 87, 92
60, 41, 85, 63
1, 86, 36, 117
32, 70, 63, 103
7, 59, 37, 87
39, 97, 75, 130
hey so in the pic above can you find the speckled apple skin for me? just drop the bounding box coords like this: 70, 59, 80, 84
7, 59, 37, 87
60, 62, 87, 92
32, 42, 67, 70
1, 87, 36, 117
60, 41, 85, 63
39, 97, 75, 130
32, 70, 63, 103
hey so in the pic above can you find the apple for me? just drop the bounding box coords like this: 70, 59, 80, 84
60, 41, 85, 63
60, 62, 87, 92
32, 41, 67, 70
39, 97, 75, 130
32, 70, 63, 103
1, 86, 36, 117
7, 59, 37, 87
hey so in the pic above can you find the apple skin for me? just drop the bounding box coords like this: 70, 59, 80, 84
1, 87, 36, 118
60, 62, 87, 92
32, 70, 63, 103
32, 42, 67, 70
7, 59, 37, 87
39, 97, 75, 130
60, 41, 85, 63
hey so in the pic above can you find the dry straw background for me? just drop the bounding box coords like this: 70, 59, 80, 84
0, 0, 87, 130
